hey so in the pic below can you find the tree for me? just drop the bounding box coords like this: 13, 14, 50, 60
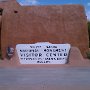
88, 21, 90, 47
88, 22, 90, 37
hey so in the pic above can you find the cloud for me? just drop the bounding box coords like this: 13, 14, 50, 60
87, 2, 90, 6
86, 11, 90, 21
18, 0, 39, 6
26, 0, 38, 5
18, 2, 24, 5
67, 3, 73, 4
31, 0, 38, 5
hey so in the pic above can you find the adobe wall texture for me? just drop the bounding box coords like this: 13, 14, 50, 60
0, 1, 89, 58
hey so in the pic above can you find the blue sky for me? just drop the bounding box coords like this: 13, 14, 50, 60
17, 0, 90, 21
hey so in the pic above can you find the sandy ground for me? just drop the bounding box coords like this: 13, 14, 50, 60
0, 47, 90, 90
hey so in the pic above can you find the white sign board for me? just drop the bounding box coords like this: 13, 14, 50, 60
16, 43, 71, 64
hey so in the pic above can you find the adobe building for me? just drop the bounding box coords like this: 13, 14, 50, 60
0, 0, 89, 58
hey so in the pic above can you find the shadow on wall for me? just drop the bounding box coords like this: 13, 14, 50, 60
0, 8, 3, 59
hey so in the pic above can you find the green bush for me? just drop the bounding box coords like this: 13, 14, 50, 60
88, 21, 90, 47
0, 50, 3, 60
86, 51, 90, 59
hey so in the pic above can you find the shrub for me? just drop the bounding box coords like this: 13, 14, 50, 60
0, 50, 3, 60
86, 51, 90, 59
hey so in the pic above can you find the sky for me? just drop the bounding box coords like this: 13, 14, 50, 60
17, 0, 90, 21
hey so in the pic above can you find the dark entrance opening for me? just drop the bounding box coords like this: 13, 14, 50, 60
0, 8, 3, 15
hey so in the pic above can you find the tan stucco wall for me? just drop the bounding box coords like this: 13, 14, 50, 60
0, 1, 89, 58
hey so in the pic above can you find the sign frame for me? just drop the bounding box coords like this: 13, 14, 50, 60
16, 43, 71, 64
